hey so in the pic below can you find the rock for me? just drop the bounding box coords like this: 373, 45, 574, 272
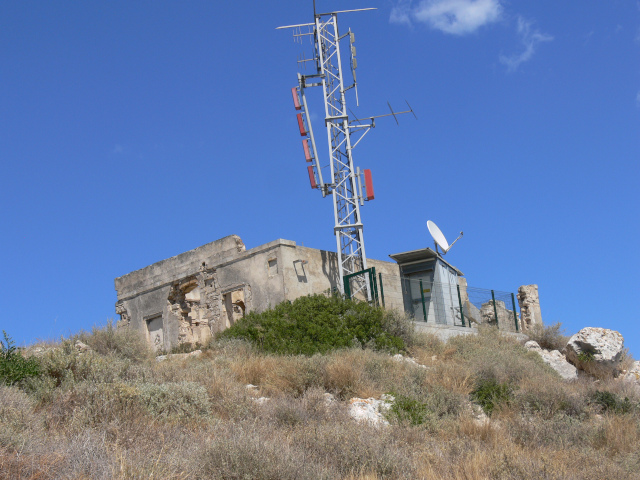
392, 354, 427, 369
472, 404, 490, 426
565, 328, 624, 377
348, 395, 394, 427
525, 340, 578, 380
621, 361, 640, 385
524, 340, 542, 351
155, 349, 202, 362
323, 392, 337, 405
74, 340, 91, 353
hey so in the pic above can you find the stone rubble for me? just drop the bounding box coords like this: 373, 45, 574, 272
565, 327, 624, 376
347, 394, 394, 427
155, 349, 202, 362
392, 354, 427, 369
74, 340, 91, 353
525, 340, 578, 380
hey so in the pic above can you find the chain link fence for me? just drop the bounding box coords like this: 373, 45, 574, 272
376, 273, 520, 332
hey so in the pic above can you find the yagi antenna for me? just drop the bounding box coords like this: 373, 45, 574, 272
427, 220, 463, 256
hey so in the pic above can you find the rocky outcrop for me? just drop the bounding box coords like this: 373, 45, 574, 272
525, 340, 577, 380
565, 327, 624, 377
348, 395, 394, 427
621, 361, 640, 385
517, 285, 542, 331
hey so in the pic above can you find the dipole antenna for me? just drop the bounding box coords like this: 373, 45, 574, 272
278, 5, 415, 297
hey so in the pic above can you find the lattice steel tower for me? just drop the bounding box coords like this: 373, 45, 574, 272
278, 5, 413, 295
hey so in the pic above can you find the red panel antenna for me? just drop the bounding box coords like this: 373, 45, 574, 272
307, 166, 317, 188
292, 87, 302, 110
302, 139, 312, 162
296, 113, 307, 136
364, 169, 374, 200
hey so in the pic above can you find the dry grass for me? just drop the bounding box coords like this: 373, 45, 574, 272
2, 323, 640, 479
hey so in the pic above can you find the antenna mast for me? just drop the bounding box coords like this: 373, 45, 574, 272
278, 6, 414, 297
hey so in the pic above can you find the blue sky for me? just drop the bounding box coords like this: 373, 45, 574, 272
1, 1, 639, 355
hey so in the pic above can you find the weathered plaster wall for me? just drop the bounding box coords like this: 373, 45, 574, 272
115, 235, 403, 350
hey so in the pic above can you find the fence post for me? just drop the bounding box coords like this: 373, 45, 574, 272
511, 292, 519, 332
370, 267, 378, 307
420, 280, 427, 322
457, 285, 466, 327
491, 290, 499, 328
344, 276, 351, 300
379, 273, 385, 308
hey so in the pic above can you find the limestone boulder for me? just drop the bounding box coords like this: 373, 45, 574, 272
74, 340, 91, 353
348, 395, 394, 427
565, 328, 624, 377
621, 361, 640, 386
525, 341, 578, 380
155, 349, 202, 362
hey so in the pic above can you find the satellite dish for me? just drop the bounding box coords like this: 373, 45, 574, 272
427, 220, 463, 255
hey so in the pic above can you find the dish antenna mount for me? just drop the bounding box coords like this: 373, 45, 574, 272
427, 220, 463, 256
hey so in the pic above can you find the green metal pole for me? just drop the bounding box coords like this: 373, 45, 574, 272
491, 290, 499, 327
511, 293, 519, 332
379, 273, 385, 308
457, 284, 465, 327
344, 276, 351, 300
371, 267, 378, 307
420, 280, 427, 322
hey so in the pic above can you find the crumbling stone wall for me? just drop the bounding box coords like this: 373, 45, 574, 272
517, 284, 542, 331
479, 300, 519, 332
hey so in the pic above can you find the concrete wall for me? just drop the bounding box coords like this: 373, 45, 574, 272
115, 236, 403, 350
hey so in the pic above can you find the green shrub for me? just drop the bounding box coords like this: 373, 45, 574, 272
136, 382, 210, 418
0, 331, 41, 386
388, 393, 428, 425
219, 294, 407, 356
471, 379, 514, 415
577, 351, 595, 363
590, 390, 633, 414
38, 341, 131, 388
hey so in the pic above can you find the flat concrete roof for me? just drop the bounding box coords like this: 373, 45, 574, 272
388, 247, 464, 276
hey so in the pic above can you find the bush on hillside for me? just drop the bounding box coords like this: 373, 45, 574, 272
218, 294, 410, 356
0, 331, 41, 386
590, 390, 634, 414
526, 322, 569, 351
471, 379, 514, 416
79, 320, 152, 362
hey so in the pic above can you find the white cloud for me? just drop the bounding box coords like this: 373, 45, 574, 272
499, 16, 553, 72
390, 0, 502, 35
636, 91, 640, 107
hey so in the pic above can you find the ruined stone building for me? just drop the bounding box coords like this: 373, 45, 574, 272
114, 235, 402, 351
115, 235, 542, 350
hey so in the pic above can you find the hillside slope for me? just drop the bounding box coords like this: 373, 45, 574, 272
1, 299, 639, 479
